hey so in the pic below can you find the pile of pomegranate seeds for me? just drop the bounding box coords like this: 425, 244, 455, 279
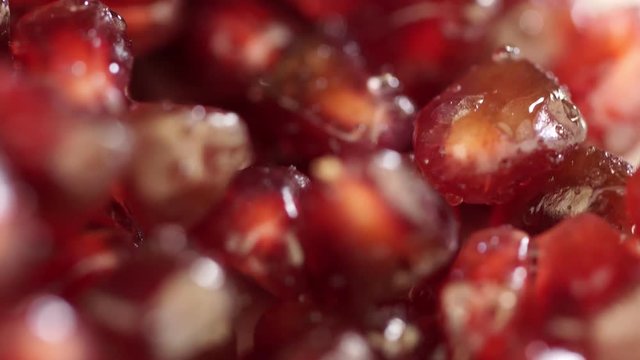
4, 0, 640, 359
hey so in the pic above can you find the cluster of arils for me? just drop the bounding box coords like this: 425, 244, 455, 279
2, 0, 640, 359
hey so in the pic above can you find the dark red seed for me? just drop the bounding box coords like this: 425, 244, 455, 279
250, 36, 415, 164
298, 150, 458, 309
77, 251, 238, 359
414, 47, 587, 204
492, 145, 633, 234
441, 226, 532, 359
195, 166, 310, 298
12, 0, 133, 114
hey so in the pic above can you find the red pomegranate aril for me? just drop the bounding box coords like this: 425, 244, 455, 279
187, 0, 298, 101
122, 103, 253, 229
491, 0, 640, 163
492, 145, 633, 234
298, 151, 458, 308
441, 226, 533, 360
12, 0, 133, 114
0, 66, 132, 236
195, 166, 309, 299
103, 0, 182, 55
496, 214, 640, 358
534, 214, 640, 318
451, 226, 531, 284
251, 36, 415, 164
51, 228, 137, 301
77, 251, 238, 359
354, 0, 502, 105
414, 47, 587, 205
0, 294, 99, 360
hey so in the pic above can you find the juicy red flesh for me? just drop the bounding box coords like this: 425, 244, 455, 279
0, 65, 131, 237
250, 36, 415, 164
353, 0, 503, 105
12, 0, 133, 114
195, 166, 309, 298
186, 0, 298, 102
509, 214, 640, 359
441, 226, 533, 359
298, 151, 458, 309
490, 0, 640, 161
75, 251, 238, 359
534, 214, 640, 317
492, 145, 634, 234
414, 48, 587, 205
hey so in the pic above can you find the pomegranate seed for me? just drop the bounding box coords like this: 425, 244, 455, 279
251, 36, 415, 164
195, 166, 310, 298
355, 0, 503, 105
53, 228, 137, 301
441, 226, 532, 359
414, 47, 587, 204
77, 251, 238, 359
298, 150, 458, 308
187, 0, 298, 101
0, 66, 132, 236
12, 0, 133, 114
491, 0, 640, 163
533, 214, 639, 317
122, 102, 253, 229
497, 214, 640, 357
492, 145, 633, 234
